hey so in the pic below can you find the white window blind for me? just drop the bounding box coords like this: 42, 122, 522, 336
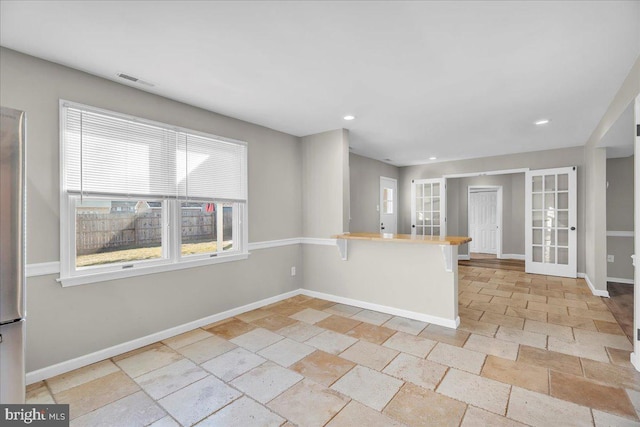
62, 102, 247, 201
177, 133, 248, 201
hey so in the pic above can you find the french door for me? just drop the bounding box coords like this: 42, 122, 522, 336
411, 178, 446, 237
525, 167, 577, 277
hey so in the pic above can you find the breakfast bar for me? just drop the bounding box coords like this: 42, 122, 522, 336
328, 232, 472, 328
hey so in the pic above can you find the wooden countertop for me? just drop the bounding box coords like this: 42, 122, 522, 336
333, 232, 472, 246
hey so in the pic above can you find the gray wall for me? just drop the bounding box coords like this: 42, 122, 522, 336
399, 146, 587, 273
0, 47, 304, 371
607, 156, 634, 281
584, 56, 639, 293
607, 156, 634, 231
301, 129, 350, 238
349, 153, 400, 233
447, 174, 525, 257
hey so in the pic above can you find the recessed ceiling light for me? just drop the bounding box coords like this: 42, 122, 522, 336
429, 156, 437, 160
535, 119, 551, 125
343, 115, 355, 121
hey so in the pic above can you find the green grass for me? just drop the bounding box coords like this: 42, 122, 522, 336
76, 241, 233, 267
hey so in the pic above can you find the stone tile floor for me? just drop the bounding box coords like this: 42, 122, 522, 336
26, 265, 640, 426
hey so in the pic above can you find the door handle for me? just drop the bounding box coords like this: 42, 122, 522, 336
570, 227, 576, 231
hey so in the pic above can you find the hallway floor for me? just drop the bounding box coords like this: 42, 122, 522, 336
26, 266, 640, 426
460, 253, 525, 272
605, 282, 634, 342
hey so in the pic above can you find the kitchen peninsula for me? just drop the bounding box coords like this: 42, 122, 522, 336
327, 233, 472, 328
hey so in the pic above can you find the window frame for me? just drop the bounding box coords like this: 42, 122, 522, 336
58, 100, 249, 287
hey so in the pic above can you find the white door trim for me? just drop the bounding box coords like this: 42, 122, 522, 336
379, 176, 398, 234
468, 186, 503, 259
443, 168, 530, 179
632, 95, 640, 372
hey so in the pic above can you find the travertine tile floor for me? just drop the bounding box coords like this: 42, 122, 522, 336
26, 265, 640, 426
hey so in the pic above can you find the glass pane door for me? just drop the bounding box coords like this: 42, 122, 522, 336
412, 178, 446, 237
525, 167, 577, 277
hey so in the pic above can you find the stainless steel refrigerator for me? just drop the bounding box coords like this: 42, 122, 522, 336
0, 106, 26, 404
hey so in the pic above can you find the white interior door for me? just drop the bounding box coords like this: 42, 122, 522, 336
411, 178, 446, 237
525, 167, 577, 277
469, 190, 498, 254
380, 176, 397, 234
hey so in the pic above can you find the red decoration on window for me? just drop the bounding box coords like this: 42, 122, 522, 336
205, 203, 215, 213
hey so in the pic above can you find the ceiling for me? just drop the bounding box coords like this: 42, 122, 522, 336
1, 1, 638, 166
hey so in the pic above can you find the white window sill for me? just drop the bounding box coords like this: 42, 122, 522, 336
57, 252, 250, 287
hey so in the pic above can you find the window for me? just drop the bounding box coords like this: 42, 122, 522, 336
382, 188, 394, 214
59, 100, 248, 286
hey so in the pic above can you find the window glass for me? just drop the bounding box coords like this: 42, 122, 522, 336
75, 199, 164, 268
383, 188, 393, 214
221, 202, 235, 252
180, 201, 236, 256
181, 202, 217, 256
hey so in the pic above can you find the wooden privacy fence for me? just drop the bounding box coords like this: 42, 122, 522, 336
76, 207, 232, 255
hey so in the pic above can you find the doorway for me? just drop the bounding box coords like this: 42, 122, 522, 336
467, 186, 502, 259
379, 176, 397, 234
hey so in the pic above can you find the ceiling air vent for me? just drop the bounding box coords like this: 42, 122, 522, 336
116, 73, 155, 87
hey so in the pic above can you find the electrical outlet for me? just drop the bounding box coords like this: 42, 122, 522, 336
607, 255, 615, 263
291, 266, 296, 276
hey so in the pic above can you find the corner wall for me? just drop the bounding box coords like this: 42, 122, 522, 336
586, 55, 640, 294
349, 153, 400, 233
606, 156, 634, 282
301, 129, 350, 238
0, 47, 304, 372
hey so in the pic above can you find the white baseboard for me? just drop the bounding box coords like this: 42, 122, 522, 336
631, 352, 640, 373
500, 254, 525, 260
25, 289, 301, 385
26, 286, 461, 384
607, 277, 635, 285
458, 254, 524, 261
299, 289, 459, 329
582, 273, 610, 298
